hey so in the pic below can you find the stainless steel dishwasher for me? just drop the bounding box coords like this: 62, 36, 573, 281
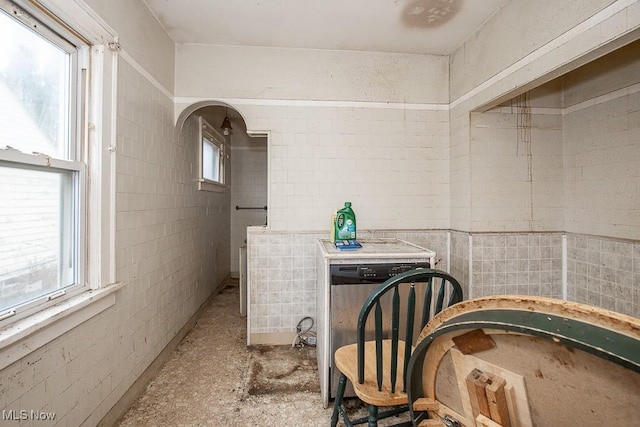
329, 261, 430, 398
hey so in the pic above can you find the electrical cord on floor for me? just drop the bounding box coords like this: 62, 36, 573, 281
291, 316, 317, 348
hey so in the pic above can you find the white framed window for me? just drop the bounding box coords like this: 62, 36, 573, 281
198, 116, 227, 191
0, 0, 120, 351
0, 0, 88, 321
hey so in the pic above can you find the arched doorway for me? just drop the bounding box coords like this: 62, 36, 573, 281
176, 101, 268, 278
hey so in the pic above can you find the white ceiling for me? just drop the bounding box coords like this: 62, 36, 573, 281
143, 0, 509, 55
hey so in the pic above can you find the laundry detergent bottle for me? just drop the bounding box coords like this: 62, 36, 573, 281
334, 202, 357, 241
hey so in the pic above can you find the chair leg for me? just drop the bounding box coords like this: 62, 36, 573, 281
331, 373, 348, 427
367, 405, 378, 427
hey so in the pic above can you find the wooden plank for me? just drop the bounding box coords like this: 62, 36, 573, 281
413, 397, 440, 412
476, 372, 493, 418
465, 368, 483, 418
465, 368, 491, 418
451, 348, 533, 427
504, 384, 520, 427
452, 329, 496, 355
417, 419, 444, 427
476, 414, 503, 427
486, 376, 511, 427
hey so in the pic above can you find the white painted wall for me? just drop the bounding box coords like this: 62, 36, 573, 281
562, 41, 640, 239
112, 65, 230, 410
230, 144, 268, 274
175, 45, 452, 232
459, 38, 639, 239
469, 109, 564, 232
83, 0, 175, 90
449, 0, 617, 102
448, 0, 640, 232
175, 44, 448, 104
563, 88, 640, 239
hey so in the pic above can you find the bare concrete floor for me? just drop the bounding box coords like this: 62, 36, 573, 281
115, 280, 408, 426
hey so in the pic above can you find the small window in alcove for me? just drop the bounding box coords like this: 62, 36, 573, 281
198, 116, 226, 191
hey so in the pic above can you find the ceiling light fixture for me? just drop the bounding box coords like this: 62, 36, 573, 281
220, 109, 232, 136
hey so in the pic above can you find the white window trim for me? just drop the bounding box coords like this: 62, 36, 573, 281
0, 0, 124, 368
198, 179, 228, 192
197, 116, 228, 192
0, 283, 123, 370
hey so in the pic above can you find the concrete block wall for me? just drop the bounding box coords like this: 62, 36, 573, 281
175, 44, 452, 234
563, 84, 640, 240
236, 104, 451, 233
456, 85, 639, 305
449, 103, 473, 232
111, 56, 232, 423
469, 109, 564, 232
115, 61, 231, 361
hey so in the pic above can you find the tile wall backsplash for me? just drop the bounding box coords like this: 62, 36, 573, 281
471, 233, 563, 299
567, 234, 640, 317
247, 228, 449, 337
450, 231, 470, 297
248, 229, 639, 339
248, 230, 322, 335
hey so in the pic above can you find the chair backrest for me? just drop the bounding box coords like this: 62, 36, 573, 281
356, 268, 463, 393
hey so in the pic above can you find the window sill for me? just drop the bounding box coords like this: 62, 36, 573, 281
0, 282, 125, 370
198, 179, 228, 193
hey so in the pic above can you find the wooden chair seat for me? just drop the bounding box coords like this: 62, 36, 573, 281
334, 340, 410, 407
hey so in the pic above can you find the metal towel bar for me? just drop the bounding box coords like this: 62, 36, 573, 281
235, 206, 267, 210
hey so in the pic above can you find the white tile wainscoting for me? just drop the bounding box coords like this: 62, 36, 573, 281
245, 227, 449, 344
247, 227, 639, 344
567, 234, 639, 316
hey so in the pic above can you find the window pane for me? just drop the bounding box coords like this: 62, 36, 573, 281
0, 9, 71, 159
0, 165, 77, 312
203, 139, 220, 182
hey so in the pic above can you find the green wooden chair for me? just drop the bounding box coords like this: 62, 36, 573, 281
331, 268, 463, 427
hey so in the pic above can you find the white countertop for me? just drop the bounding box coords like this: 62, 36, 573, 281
317, 238, 435, 259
